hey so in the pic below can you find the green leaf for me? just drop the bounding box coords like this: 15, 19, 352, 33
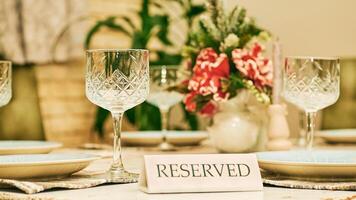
139, 0, 151, 32
180, 102, 199, 130
84, 21, 102, 49
138, 102, 161, 130
187, 5, 205, 18
196, 21, 220, 51
104, 17, 132, 36
151, 1, 163, 9
120, 16, 136, 31
125, 107, 136, 125
131, 32, 150, 48
125, 102, 162, 131
151, 15, 173, 46
93, 107, 110, 138
152, 51, 182, 65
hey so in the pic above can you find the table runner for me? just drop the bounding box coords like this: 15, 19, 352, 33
262, 171, 356, 191
0, 169, 137, 195
3, 170, 356, 195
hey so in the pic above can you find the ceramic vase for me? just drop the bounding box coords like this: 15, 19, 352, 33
207, 90, 268, 153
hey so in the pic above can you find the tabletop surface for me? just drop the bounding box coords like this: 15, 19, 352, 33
2, 141, 356, 200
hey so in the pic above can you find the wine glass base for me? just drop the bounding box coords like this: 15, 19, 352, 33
93, 169, 139, 183
159, 142, 176, 151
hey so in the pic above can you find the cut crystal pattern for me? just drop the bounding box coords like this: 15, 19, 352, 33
86, 50, 149, 112
283, 59, 339, 112
0, 64, 11, 107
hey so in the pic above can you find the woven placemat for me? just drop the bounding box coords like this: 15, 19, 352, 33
0, 170, 138, 195
262, 171, 356, 191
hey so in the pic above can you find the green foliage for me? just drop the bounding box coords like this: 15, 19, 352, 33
180, 102, 198, 130
221, 73, 245, 98
183, 0, 268, 62
85, 0, 204, 137
93, 107, 109, 138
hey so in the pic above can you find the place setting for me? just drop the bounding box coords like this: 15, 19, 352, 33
1, 0, 356, 199
0, 61, 98, 182
122, 65, 208, 149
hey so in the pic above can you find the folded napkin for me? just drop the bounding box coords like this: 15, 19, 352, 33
262, 171, 356, 191
0, 170, 137, 194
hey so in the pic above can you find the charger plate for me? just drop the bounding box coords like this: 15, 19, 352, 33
262, 170, 356, 191
318, 129, 356, 143
0, 153, 99, 179
0, 141, 62, 155
257, 150, 356, 180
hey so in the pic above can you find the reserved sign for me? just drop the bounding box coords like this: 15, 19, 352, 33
139, 154, 263, 193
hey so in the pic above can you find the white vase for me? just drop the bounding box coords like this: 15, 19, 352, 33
207, 90, 268, 153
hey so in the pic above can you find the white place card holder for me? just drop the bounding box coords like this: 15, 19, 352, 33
139, 154, 263, 193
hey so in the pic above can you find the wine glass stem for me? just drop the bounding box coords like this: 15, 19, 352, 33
305, 111, 317, 150
160, 108, 169, 141
111, 112, 124, 172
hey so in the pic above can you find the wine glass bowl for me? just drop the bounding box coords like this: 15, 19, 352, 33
282, 56, 340, 149
86, 49, 149, 113
147, 66, 183, 110
85, 49, 149, 181
0, 61, 12, 107
283, 57, 340, 112
146, 66, 184, 151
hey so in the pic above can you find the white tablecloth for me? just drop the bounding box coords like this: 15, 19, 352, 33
1, 142, 356, 200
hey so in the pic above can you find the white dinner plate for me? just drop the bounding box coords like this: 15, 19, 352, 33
318, 129, 356, 143
121, 131, 208, 146
257, 150, 356, 179
0, 153, 99, 179
0, 140, 62, 155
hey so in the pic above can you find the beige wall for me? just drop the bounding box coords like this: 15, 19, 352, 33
89, 0, 356, 57
227, 0, 356, 57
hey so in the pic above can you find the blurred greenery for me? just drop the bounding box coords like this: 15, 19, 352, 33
322, 59, 356, 129
0, 61, 44, 140
85, 0, 205, 138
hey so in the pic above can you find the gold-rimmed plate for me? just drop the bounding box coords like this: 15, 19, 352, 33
257, 150, 356, 179
318, 129, 356, 143
0, 153, 99, 179
0, 140, 62, 155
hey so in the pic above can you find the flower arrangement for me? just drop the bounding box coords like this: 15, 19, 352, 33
179, 0, 273, 116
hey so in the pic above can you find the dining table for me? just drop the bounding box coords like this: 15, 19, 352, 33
1, 140, 356, 200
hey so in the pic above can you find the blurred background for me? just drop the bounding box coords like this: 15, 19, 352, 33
0, 0, 355, 146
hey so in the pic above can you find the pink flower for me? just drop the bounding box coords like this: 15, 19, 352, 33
183, 92, 197, 112
188, 48, 230, 97
194, 48, 230, 78
183, 48, 230, 116
200, 101, 218, 117
232, 43, 273, 88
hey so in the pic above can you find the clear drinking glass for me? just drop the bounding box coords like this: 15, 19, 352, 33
86, 49, 149, 181
282, 56, 340, 149
0, 61, 12, 107
146, 66, 183, 151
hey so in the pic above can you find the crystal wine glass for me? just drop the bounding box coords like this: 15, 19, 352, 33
282, 56, 340, 149
86, 49, 149, 182
146, 66, 184, 151
0, 61, 12, 107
